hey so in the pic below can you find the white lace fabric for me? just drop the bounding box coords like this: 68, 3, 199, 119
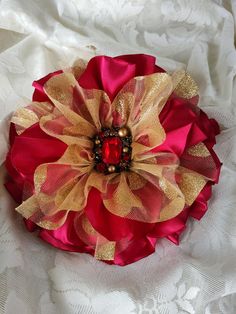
0, 0, 236, 313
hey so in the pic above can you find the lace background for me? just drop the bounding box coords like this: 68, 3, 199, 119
0, 0, 236, 313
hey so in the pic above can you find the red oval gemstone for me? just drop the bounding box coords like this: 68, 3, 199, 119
102, 137, 122, 164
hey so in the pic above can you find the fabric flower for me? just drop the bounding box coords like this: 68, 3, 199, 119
5, 54, 221, 266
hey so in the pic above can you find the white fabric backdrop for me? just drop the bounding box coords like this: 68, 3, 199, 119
0, 0, 236, 313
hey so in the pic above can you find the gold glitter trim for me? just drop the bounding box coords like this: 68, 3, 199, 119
15, 196, 38, 218
71, 59, 87, 79
11, 108, 39, 134
174, 72, 199, 99
159, 178, 180, 200
37, 220, 62, 230
141, 73, 172, 113
95, 240, 116, 261
187, 142, 210, 157
178, 168, 207, 205
112, 92, 133, 125
44, 73, 75, 107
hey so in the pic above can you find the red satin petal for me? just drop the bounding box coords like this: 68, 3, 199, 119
112, 236, 157, 266
156, 97, 206, 154
24, 218, 38, 232
150, 216, 186, 240
153, 183, 213, 245
39, 212, 95, 255
78, 56, 136, 101
36, 210, 157, 266
114, 54, 165, 75
32, 183, 212, 265
5, 123, 67, 202
9, 123, 18, 146
189, 183, 212, 220
5, 178, 25, 204
85, 188, 155, 242
78, 54, 164, 101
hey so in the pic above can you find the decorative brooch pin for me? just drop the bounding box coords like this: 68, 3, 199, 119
5, 54, 221, 265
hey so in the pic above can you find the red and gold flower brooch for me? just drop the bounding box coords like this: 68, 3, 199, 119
5, 54, 221, 265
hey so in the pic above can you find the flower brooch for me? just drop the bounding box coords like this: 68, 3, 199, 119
5, 54, 221, 265
93, 126, 132, 174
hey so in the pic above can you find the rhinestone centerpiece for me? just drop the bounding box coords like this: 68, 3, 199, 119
102, 137, 122, 164
93, 127, 132, 174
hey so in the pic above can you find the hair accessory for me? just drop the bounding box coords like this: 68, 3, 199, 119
5, 54, 221, 266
